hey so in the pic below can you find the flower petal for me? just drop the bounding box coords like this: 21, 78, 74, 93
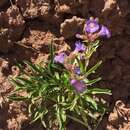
70, 79, 86, 92
74, 41, 86, 52
74, 67, 81, 75
99, 25, 111, 38
85, 19, 99, 33
54, 52, 66, 64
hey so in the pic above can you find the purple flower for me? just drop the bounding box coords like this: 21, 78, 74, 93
98, 25, 111, 38
70, 79, 86, 93
54, 52, 66, 64
75, 41, 86, 52
74, 67, 81, 75
85, 19, 99, 33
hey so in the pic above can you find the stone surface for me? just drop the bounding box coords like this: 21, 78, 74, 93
0, 5, 25, 53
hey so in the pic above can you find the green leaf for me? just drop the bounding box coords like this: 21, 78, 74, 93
83, 109, 97, 119
8, 95, 27, 101
41, 119, 47, 128
85, 40, 100, 59
31, 108, 48, 125
84, 95, 98, 110
28, 103, 33, 114
56, 107, 64, 130
70, 96, 78, 111
11, 78, 25, 89
67, 115, 88, 128
55, 72, 60, 80
17, 77, 32, 85
32, 112, 43, 122
61, 109, 66, 122
83, 77, 101, 85
87, 88, 112, 95
24, 61, 41, 73
62, 73, 69, 86
75, 57, 84, 72
86, 61, 102, 76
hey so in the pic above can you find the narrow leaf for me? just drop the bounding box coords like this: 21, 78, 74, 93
84, 96, 98, 110
87, 88, 112, 95
86, 61, 102, 76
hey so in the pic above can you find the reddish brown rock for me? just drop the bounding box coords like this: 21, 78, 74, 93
0, 5, 25, 53
60, 16, 85, 39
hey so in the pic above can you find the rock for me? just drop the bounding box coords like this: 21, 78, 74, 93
21, 27, 54, 52
60, 16, 85, 39
107, 100, 130, 129
13, 0, 130, 37
16, 0, 52, 18
0, 5, 25, 53
6, 5, 25, 27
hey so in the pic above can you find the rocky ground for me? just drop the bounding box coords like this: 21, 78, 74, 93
0, 0, 130, 130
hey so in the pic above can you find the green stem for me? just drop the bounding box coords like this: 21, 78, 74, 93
67, 114, 91, 130
79, 98, 92, 130
81, 113, 92, 130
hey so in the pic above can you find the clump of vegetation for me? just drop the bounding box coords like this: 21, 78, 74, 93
9, 17, 111, 130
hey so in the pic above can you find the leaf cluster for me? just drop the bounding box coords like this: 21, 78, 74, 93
9, 42, 111, 130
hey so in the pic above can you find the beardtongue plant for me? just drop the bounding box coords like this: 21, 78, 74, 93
9, 17, 111, 130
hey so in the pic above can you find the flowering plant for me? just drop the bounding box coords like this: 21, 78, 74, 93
9, 17, 111, 130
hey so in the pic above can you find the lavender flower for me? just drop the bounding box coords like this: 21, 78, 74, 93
54, 52, 66, 64
70, 79, 86, 92
75, 41, 86, 52
74, 67, 81, 75
85, 19, 99, 33
98, 25, 111, 38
